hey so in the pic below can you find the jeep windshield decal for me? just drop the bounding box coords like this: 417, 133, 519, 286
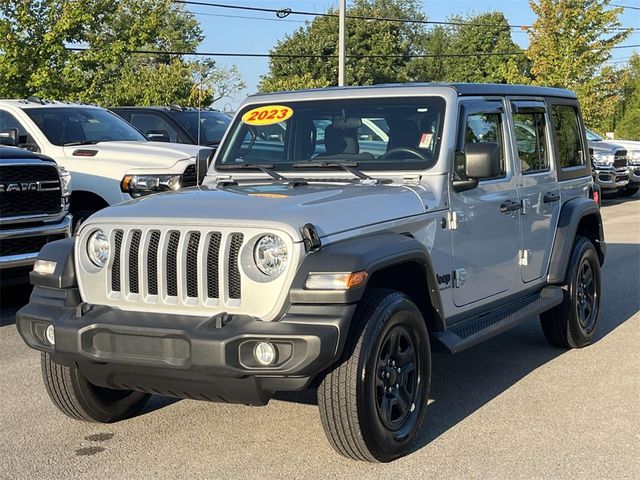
216, 96, 446, 173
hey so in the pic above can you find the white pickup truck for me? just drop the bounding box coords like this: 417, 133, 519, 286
0, 99, 214, 221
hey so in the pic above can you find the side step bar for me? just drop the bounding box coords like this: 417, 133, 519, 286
431, 286, 564, 354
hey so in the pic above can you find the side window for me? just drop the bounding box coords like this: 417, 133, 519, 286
0, 110, 33, 145
129, 113, 180, 142
224, 121, 288, 164
513, 110, 549, 174
456, 111, 506, 179
551, 105, 585, 168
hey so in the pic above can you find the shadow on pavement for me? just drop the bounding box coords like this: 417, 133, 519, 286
412, 241, 639, 452
276, 242, 639, 455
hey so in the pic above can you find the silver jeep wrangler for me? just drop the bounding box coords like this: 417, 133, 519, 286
17, 84, 605, 463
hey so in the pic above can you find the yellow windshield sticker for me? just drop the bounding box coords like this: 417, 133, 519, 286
248, 193, 288, 199
242, 105, 293, 126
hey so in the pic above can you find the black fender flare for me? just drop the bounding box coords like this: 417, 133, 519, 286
547, 197, 605, 284
289, 232, 444, 329
29, 237, 77, 289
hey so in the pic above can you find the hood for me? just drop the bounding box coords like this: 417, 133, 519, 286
88, 182, 427, 240
588, 140, 625, 154
607, 139, 640, 153
62, 141, 210, 169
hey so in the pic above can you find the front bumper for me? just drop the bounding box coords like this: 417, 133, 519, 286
593, 167, 629, 190
0, 214, 72, 270
628, 163, 640, 185
16, 286, 354, 405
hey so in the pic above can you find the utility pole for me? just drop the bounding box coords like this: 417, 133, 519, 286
338, 0, 346, 86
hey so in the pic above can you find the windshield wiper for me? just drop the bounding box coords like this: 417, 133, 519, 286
293, 161, 379, 184
217, 163, 290, 182
62, 140, 101, 146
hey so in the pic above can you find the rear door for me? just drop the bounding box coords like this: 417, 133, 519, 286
508, 100, 560, 283
450, 99, 521, 307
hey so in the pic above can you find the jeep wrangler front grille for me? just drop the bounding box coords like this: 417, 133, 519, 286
108, 228, 244, 303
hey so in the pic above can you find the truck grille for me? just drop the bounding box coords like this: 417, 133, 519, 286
0, 164, 62, 217
614, 151, 627, 169
109, 228, 244, 303
0, 233, 66, 256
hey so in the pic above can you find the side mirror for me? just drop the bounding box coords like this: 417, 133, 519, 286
0, 128, 18, 146
146, 130, 171, 142
452, 142, 501, 192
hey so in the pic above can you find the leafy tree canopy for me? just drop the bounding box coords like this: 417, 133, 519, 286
525, 0, 631, 130
259, 0, 427, 90
612, 53, 640, 139
0, 0, 245, 106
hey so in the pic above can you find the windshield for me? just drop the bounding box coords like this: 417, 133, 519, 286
168, 111, 231, 145
585, 129, 603, 142
25, 107, 146, 146
216, 97, 446, 172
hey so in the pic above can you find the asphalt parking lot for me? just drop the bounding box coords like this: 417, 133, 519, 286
1, 197, 638, 480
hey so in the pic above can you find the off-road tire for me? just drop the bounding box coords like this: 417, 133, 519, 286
318, 289, 431, 462
41, 352, 150, 422
540, 236, 601, 348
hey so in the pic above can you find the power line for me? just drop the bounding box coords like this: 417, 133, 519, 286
177, 1, 639, 33
65, 47, 525, 58
611, 3, 640, 11
190, 10, 305, 23
65, 44, 640, 60
172, 0, 530, 29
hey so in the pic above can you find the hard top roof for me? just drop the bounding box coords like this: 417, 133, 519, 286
0, 99, 102, 109
249, 82, 577, 100
111, 106, 227, 113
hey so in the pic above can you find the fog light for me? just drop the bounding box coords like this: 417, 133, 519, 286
254, 341, 276, 366
45, 325, 55, 345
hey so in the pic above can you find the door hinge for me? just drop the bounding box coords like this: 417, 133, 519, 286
402, 175, 422, 185
519, 249, 529, 266
448, 211, 459, 230
453, 268, 467, 288
520, 199, 529, 215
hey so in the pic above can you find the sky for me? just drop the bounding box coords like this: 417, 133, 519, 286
184, 0, 640, 109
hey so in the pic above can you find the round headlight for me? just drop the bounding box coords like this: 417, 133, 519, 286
87, 229, 110, 268
253, 234, 288, 278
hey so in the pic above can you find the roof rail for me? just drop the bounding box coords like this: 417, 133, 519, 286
26, 96, 45, 105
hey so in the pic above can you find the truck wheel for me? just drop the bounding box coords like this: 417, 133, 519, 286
41, 352, 150, 422
318, 290, 431, 462
619, 185, 639, 197
540, 236, 601, 348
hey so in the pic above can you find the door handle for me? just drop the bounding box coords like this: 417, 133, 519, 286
500, 199, 522, 214
543, 192, 560, 203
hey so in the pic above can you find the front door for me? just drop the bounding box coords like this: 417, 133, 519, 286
450, 99, 521, 307
509, 100, 561, 283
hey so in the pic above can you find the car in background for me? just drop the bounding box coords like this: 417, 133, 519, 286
586, 129, 633, 196
0, 146, 71, 284
111, 106, 231, 147
0, 98, 214, 223
598, 136, 640, 196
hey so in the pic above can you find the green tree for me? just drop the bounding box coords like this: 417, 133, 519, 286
525, 0, 631, 130
612, 54, 640, 139
259, 0, 427, 90
0, 0, 244, 106
435, 12, 530, 84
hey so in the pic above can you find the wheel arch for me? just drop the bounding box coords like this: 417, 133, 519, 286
289, 232, 445, 333
548, 197, 605, 284
70, 190, 110, 215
